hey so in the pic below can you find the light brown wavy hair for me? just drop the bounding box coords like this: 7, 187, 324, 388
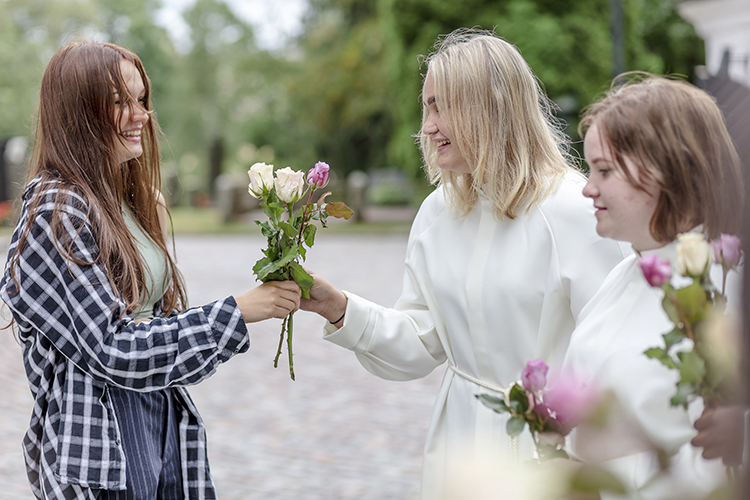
418, 28, 577, 219
9, 40, 187, 315
579, 75, 744, 242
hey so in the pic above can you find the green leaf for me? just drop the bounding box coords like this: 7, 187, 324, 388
644, 347, 666, 359
254, 246, 298, 281
324, 201, 355, 220
662, 292, 682, 325
476, 394, 510, 414
264, 202, 285, 221
675, 282, 709, 323
663, 328, 686, 351
304, 224, 317, 247
253, 257, 272, 279
257, 221, 279, 239
677, 350, 706, 384
644, 347, 677, 370
278, 221, 298, 239
289, 261, 314, 296
506, 416, 526, 436
671, 381, 698, 408
508, 384, 529, 414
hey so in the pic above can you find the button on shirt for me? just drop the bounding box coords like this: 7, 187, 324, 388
0, 175, 249, 499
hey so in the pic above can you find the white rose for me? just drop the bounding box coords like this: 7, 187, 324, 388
676, 232, 713, 276
247, 162, 274, 198
274, 167, 306, 203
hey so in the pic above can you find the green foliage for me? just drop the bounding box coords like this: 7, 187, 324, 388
0, 0, 705, 200
379, 0, 704, 172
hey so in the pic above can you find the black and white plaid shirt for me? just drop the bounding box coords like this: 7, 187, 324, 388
1, 176, 249, 499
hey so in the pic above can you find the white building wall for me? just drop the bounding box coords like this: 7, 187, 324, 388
679, 0, 750, 86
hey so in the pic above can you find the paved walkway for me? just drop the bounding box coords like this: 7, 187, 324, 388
0, 233, 443, 499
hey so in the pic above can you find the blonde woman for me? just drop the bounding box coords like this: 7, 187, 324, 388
301, 28, 626, 498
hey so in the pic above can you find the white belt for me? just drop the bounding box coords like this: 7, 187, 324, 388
449, 363, 505, 393
449, 363, 519, 463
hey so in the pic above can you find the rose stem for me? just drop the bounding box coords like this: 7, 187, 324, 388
287, 312, 295, 381
274, 316, 287, 367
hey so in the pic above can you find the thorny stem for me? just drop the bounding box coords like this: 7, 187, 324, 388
274, 315, 287, 368
287, 312, 295, 381
296, 188, 317, 250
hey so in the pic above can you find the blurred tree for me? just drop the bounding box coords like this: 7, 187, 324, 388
380, 0, 704, 174
0, 0, 100, 138
273, 0, 392, 180
0, 0, 707, 195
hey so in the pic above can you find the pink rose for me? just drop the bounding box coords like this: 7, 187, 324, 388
544, 373, 599, 434
521, 359, 548, 393
639, 253, 673, 287
712, 234, 742, 269
307, 161, 330, 188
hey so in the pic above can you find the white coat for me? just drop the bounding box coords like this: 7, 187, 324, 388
323, 173, 627, 499
563, 240, 728, 499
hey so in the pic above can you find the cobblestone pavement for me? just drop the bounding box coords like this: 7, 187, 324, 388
0, 233, 444, 500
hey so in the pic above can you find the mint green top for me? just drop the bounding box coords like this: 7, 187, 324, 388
122, 204, 170, 320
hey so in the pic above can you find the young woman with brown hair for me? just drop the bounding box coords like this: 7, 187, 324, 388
1, 40, 300, 500
562, 75, 744, 499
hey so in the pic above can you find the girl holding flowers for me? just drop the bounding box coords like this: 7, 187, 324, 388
562, 75, 744, 499
301, 28, 626, 498
1, 41, 300, 500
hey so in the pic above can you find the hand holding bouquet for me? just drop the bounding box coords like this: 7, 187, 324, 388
248, 161, 353, 380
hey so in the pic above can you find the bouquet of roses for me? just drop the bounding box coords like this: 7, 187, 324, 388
248, 161, 353, 380
643, 232, 742, 408
477, 359, 599, 461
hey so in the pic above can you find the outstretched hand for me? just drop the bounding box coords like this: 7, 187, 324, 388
691, 405, 746, 465
235, 281, 301, 323
300, 269, 348, 327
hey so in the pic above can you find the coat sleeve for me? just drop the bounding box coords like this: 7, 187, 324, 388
322, 193, 447, 381
1, 187, 249, 391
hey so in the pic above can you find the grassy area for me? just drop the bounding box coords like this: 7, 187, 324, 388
168, 206, 414, 236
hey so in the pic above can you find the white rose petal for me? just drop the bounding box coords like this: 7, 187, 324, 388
676, 232, 713, 276
248, 162, 274, 198
274, 167, 306, 203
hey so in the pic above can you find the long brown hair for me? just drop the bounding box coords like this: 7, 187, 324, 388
9, 40, 187, 314
580, 75, 744, 242
418, 28, 577, 219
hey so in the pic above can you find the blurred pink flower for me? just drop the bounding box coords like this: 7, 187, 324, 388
544, 373, 599, 434
307, 161, 330, 188
639, 253, 673, 287
522, 359, 548, 393
712, 234, 742, 269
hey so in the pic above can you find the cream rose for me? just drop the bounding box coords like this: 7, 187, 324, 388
274, 167, 306, 203
247, 162, 274, 198
676, 232, 713, 276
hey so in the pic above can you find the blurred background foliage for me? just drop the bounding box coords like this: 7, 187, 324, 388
0, 0, 703, 206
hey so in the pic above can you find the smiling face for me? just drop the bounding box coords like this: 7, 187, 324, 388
421, 72, 471, 175
583, 122, 662, 252
113, 59, 149, 165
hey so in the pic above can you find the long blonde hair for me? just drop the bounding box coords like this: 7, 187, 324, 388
419, 28, 576, 219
